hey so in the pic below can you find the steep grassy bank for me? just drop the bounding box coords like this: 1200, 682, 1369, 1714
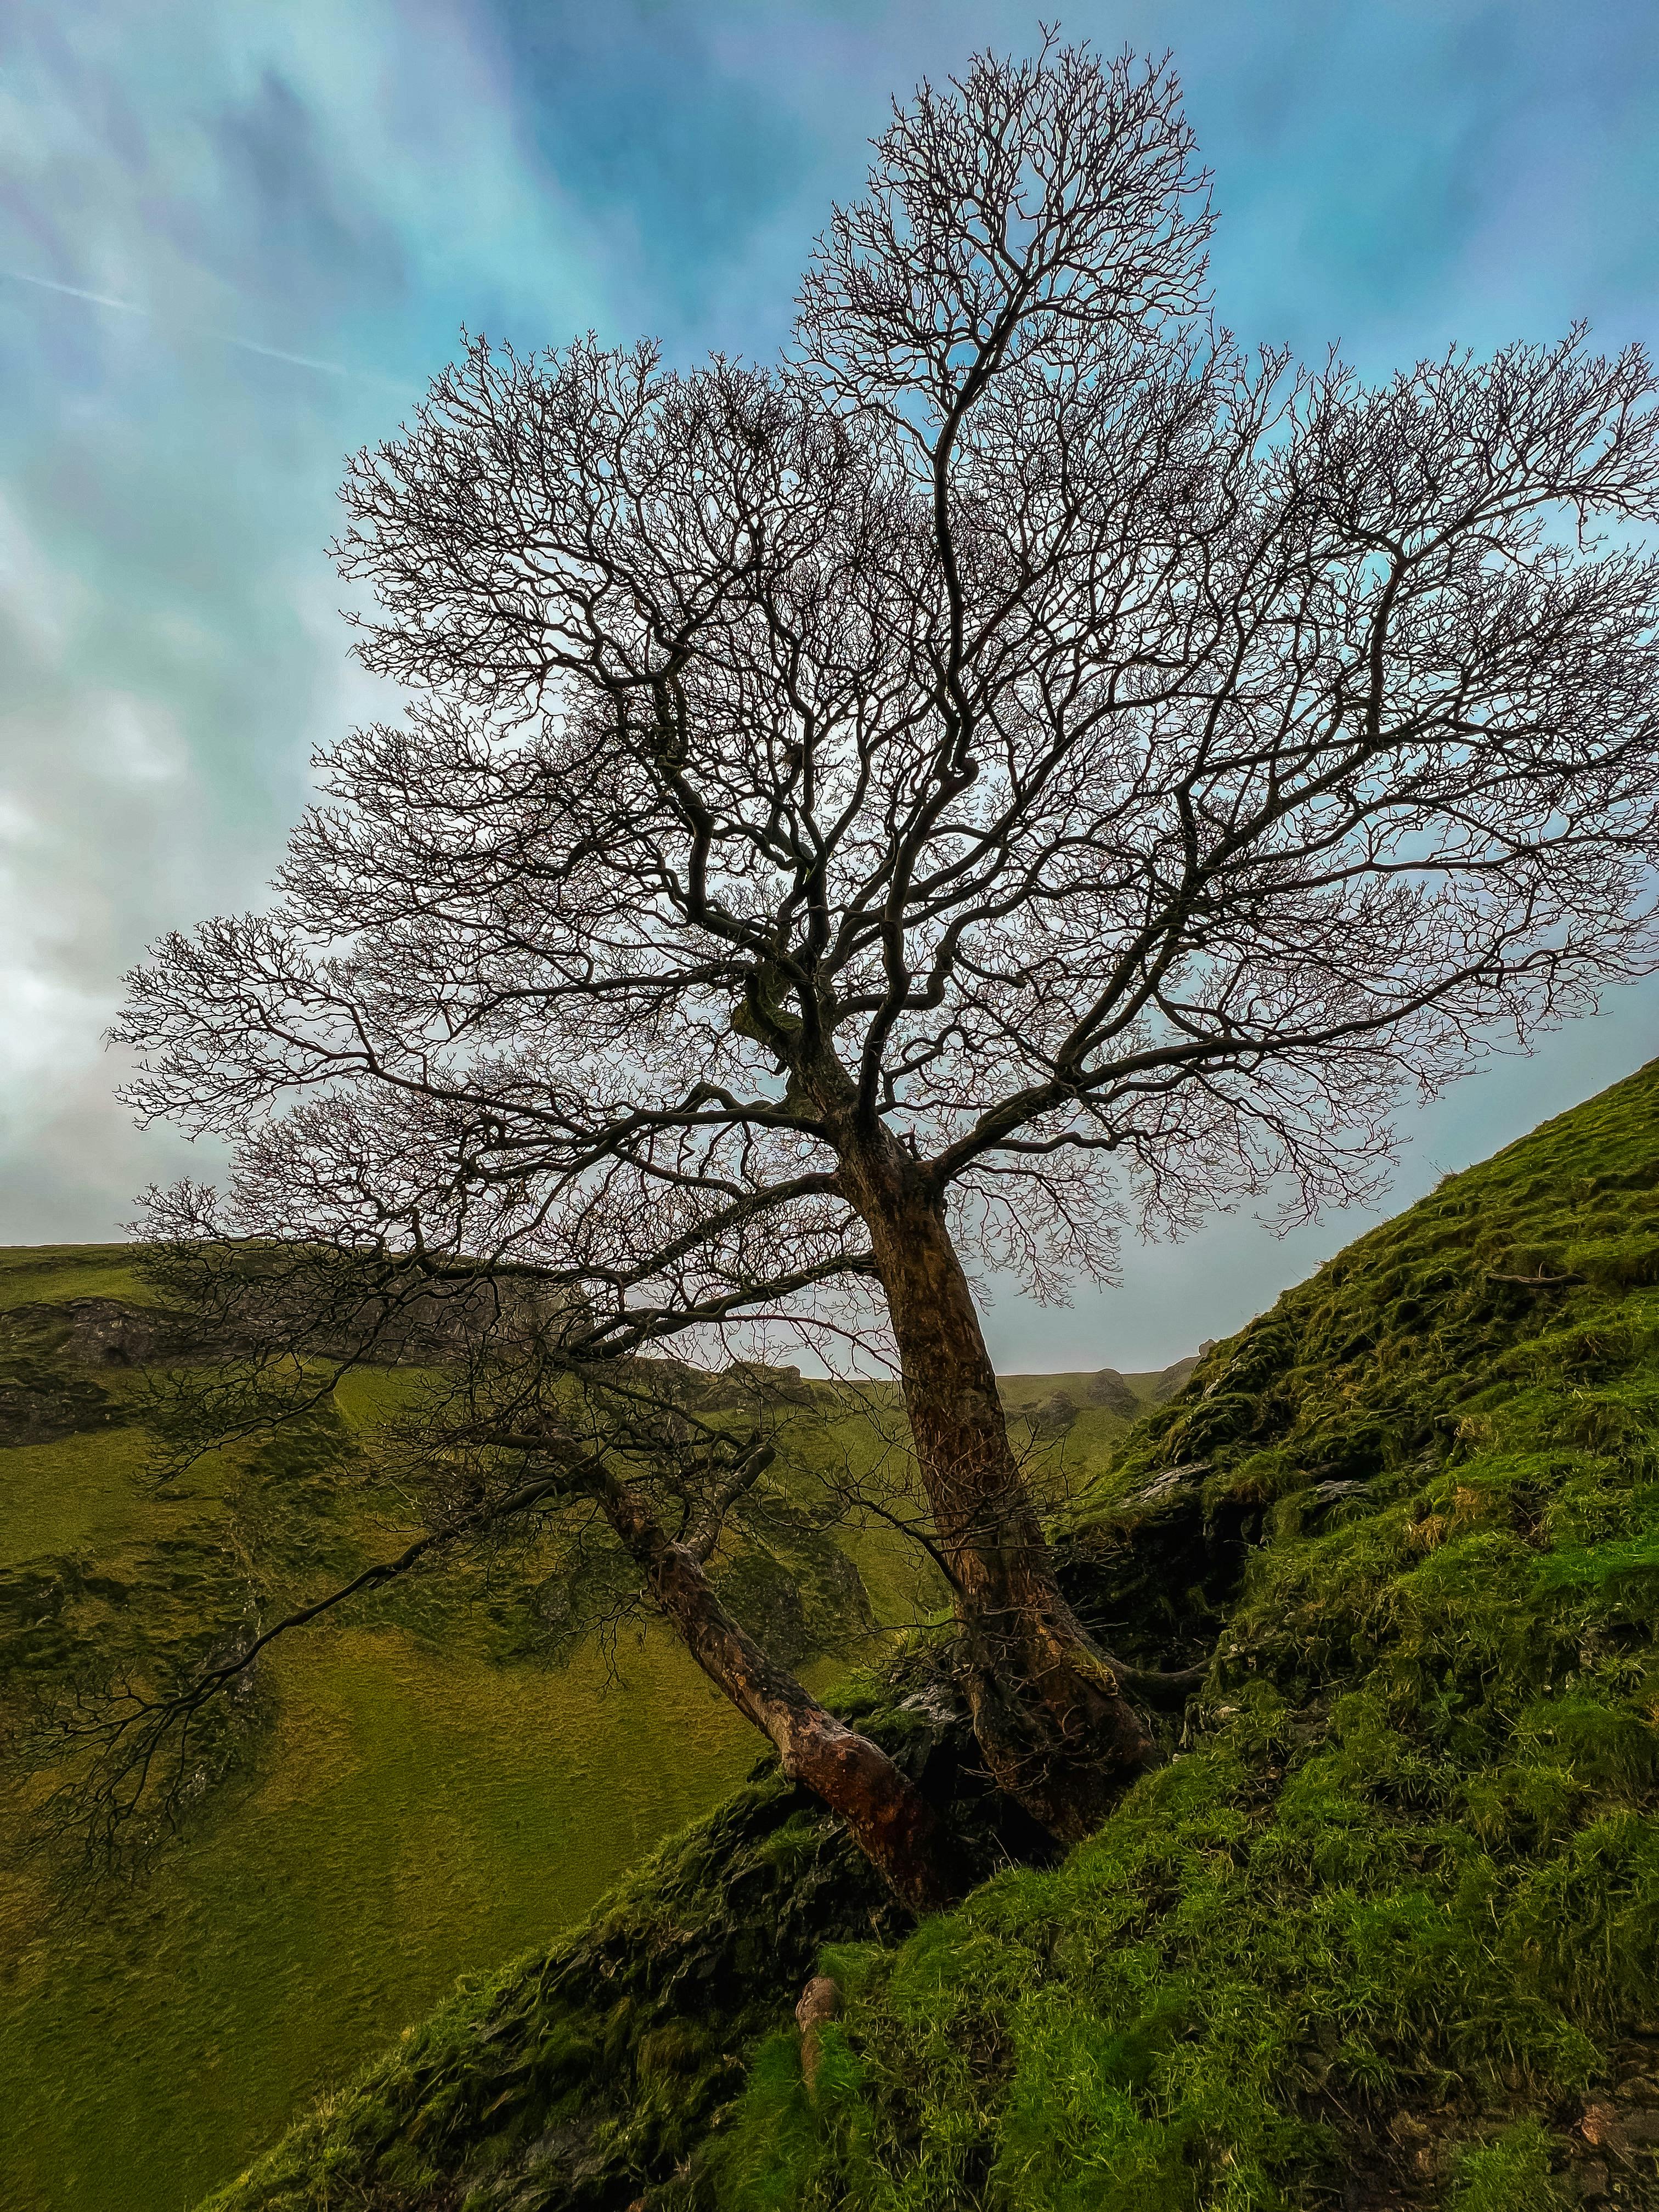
0, 1244, 1161, 2211
725, 1060, 1659, 2210
191, 1058, 1659, 2212
0, 1628, 759, 2212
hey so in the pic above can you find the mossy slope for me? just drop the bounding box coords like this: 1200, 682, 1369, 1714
197, 1058, 1659, 2212
725, 1059, 1659, 2210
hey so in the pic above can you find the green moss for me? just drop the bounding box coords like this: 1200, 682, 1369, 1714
717, 1059, 1659, 2210
1445, 2120, 1570, 2211
156, 1053, 1659, 2207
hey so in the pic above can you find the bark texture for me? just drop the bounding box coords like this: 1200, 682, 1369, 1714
594, 1461, 963, 1914
842, 1134, 1150, 1840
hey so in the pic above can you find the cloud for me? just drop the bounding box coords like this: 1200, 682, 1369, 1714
0, 0, 610, 1240
2, 0, 1656, 1363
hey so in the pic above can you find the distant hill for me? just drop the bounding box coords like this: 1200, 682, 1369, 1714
180, 1058, 1659, 2212
0, 1242, 1164, 2212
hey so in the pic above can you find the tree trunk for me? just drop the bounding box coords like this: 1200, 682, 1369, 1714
840, 1135, 1150, 1841
592, 1461, 963, 1915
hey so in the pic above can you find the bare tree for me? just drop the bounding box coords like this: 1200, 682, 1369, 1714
116, 37, 1659, 1857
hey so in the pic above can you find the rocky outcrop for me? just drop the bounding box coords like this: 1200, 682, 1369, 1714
1083, 1367, 1139, 1416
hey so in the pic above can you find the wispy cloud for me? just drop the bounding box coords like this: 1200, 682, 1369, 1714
0, 263, 407, 384
0, 268, 145, 315
2, 0, 1657, 1365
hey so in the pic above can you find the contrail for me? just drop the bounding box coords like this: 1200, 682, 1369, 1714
1, 269, 145, 316
0, 264, 404, 388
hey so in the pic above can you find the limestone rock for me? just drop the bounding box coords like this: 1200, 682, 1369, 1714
796, 1974, 842, 2098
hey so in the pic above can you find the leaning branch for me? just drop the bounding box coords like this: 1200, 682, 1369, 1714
58, 1465, 583, 1769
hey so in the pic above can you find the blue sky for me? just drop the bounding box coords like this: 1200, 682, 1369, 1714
3, 0, 1657, 1369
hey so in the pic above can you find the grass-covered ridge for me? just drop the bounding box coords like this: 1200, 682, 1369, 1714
724, 1059, 1659, 2210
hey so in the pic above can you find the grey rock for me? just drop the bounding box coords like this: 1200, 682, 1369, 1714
60, 1297, 175, 1366
1125, 1462, 1210, 1508
1310, 1479, 1375, 1506
1084, 1368, 1138, 1417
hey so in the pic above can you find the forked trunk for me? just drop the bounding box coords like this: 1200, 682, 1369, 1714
842, 1138, 1149, 1841
594, 1463, 963, 1915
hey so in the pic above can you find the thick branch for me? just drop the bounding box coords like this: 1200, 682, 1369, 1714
589, 1457, 963, 1912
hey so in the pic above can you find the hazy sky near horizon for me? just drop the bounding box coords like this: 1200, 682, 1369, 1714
3, 0, 1658, 1370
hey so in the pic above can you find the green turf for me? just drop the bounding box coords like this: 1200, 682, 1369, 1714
0, 1424, 178, 1564
0, 1242, 161, 1311
0, 1328, 811, 2212
175, 1059, 1659, 2210
0, 1624, 758, 2212
127, 1065, 1657, 2212
718, 1059, 1659, 2210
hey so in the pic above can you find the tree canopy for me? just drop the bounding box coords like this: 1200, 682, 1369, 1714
115, 37, 1659, 1870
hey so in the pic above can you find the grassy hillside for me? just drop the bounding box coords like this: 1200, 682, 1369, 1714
184, 1058, 1659, 2212
724, 1062, 1659, 2211
0, 1244, 1164, 2212
0, 1308, 762, 2212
